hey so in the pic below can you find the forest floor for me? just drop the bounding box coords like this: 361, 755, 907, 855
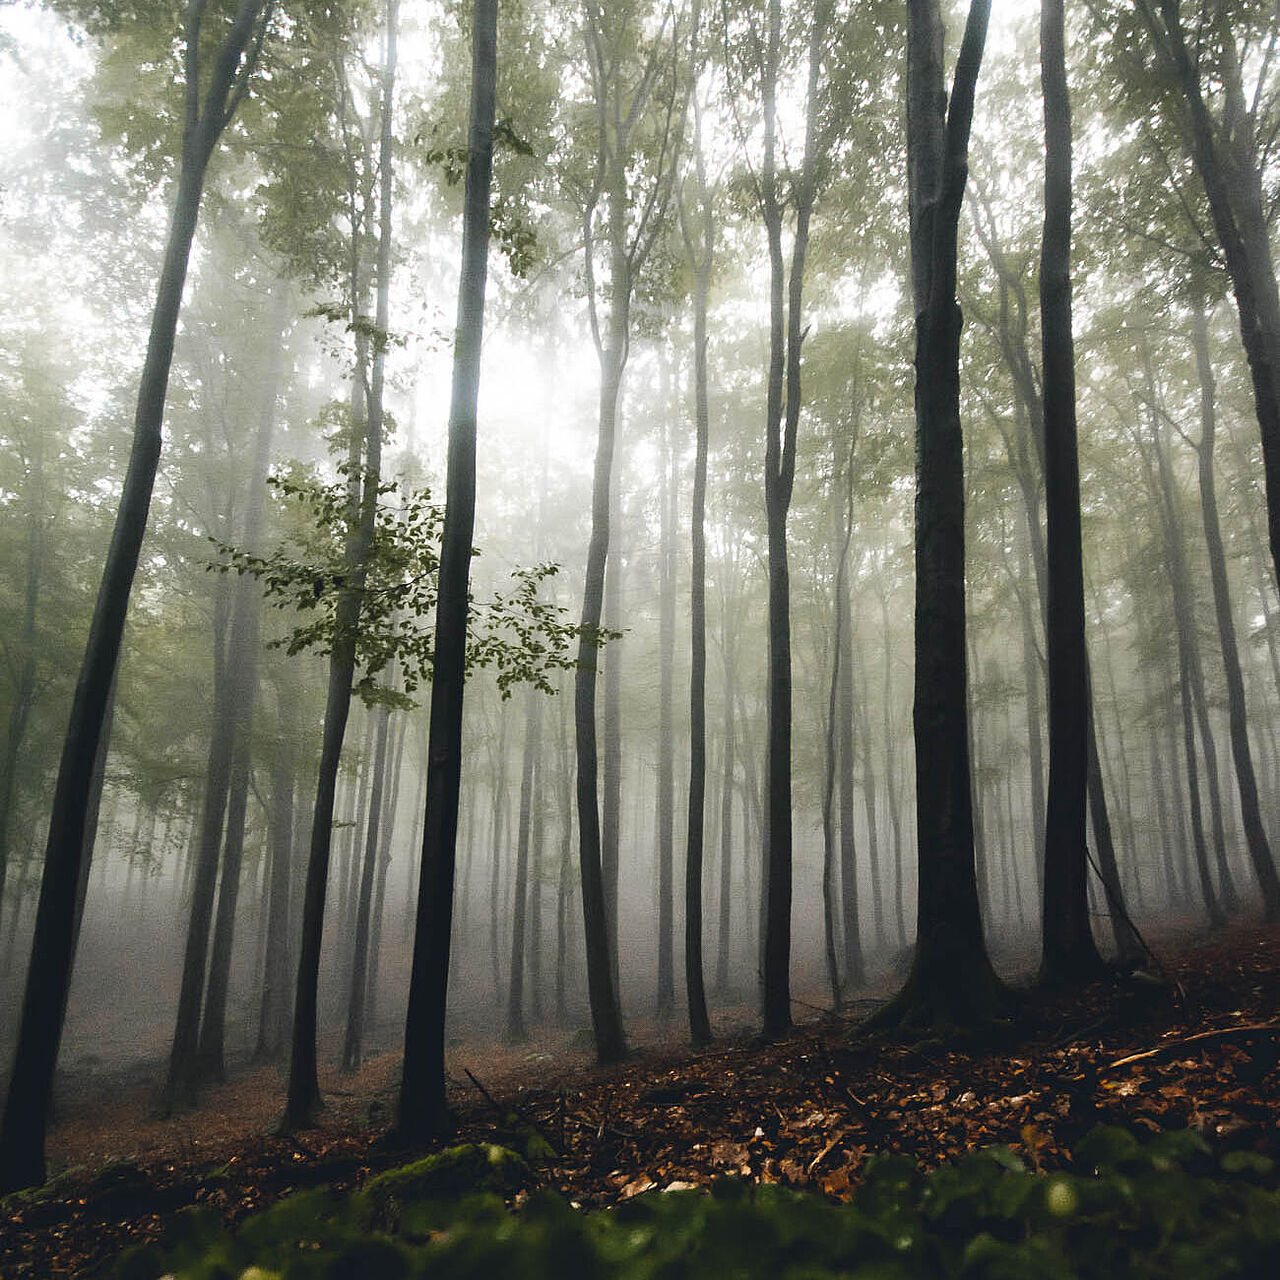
4, 921, 1280, 1277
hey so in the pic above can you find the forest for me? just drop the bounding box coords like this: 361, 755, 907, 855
4, 0, 1280, 1273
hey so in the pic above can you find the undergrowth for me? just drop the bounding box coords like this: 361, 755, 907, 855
114, 1127, 1280, 1279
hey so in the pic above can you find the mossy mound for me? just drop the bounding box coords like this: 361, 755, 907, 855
115, 1128, 1280, 1280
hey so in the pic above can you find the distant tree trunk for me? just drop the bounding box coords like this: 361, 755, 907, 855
197, 299, 285, 1082
198, 732, 251, 1081
1191, 299, 1280, 919
255, 722, 294, 1062
342, 700, 391, 1072
555, 694, 574, 1024
487, 720, 508, 1001
0, 0, 268, 1192
1145, 379, 1238, 920
829, 445, 863, 991
1038, 0, 1104, 985
505, 689, 541, 1043
888, 0, 1001, 1028
855, 650, 885, 955
715, 624, 737, 993
396, 0, 495, 1140
656, 412, 676, 1018
0, 449, 43, 924
284, 0, 396, 1130
601, 492, 624, 997
878, 586, 907, 949
366, 711, 407, 1032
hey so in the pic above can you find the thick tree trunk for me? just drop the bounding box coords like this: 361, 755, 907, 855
396, 0, 495, 1139
656, 411, 676, 1018
889, 0, 1002, 1028
1038, 0, 1103, 984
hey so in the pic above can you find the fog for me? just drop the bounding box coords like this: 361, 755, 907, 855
1, 0, 1277, 1124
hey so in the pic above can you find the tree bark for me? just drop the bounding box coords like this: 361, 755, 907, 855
1038, 0, 1104, 985
0, 0, 267, 1190
889, 0, 1001, 1029
284, 0, 396, 1130
395, 0, 495, 1140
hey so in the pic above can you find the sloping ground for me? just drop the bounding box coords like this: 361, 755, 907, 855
3, 923, 1279, 1277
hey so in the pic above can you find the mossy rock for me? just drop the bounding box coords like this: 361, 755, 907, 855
361, 1144, 528, 1231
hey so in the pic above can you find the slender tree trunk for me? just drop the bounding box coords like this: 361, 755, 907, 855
396, 0, 495, 1139
1192, 300, 1280, 918
255, 719, 294, 1062
505, 690, 541, 1042
0, 0, 266, 1189
366, 709, 407, 1033
656, 412, 676, 1017
342, 701, 391, 1071
284, 0, 396, 1128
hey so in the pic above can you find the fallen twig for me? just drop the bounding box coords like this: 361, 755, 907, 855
1104, 1021, 1280, 1072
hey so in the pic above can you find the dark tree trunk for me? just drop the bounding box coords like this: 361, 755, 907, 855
1140, 0, 1280, 600
0, 0, 267, 1190
889, 0, 1001, 1028
396, 0, 495, 1139
601, 491, 623, 996
555, 693, 574, 1024
1191, 300, 1280, 919
1038, 0, 1104, 985
759, 0, 829, 1041
284, 0, 396, 1129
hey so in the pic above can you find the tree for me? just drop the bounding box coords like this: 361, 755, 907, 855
881, 0, 1001, 1030
1037, 0, 1105, 985
0, 0, 272, 1193
396, 0, 498, 1141
1189, 298, 1280, 919
1130, 0, 1280, 601
678, 28, 713, 1047
572, 0, 686, 1065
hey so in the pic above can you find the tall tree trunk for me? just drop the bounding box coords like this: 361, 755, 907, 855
396, 0, 495, 1139
1191, 299, 1280, 918
284, 0, 396, 1130
656, 411, 676, 1018
760, 0, 829, 1041
1038, 0, 1103, 984
0, 0, 267, 1190
891, 0, 1000, 1028
1139, 0, 1280, 599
